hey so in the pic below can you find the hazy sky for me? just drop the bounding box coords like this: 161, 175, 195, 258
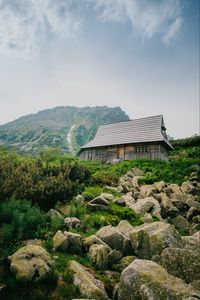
0, 0, 199, 138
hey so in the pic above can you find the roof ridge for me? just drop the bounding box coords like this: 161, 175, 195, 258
98, 115, 163, 128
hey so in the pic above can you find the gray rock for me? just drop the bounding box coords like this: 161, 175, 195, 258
64, 217, 81, 230
90, 195, 109, 206
120, 193, 136, 207
130, 197, 161, 214
131, 167, 144, 177
8, 245, 54, 282
168, 184, 183, 195
100, 193, 114, 201
187, 207, 200, 220
87, 203, 109, 212
75, 194, 85, 205
131, 176, 143, 188
117, 259, 200, 300
139, 184, 157, 198
83, 235, 111, 253
181, 181, 195, 194
112, 256, 136, 272
160, 247, 200, 283
64, 231, 83, 254
88, 244, 109, 270
182, 235, 200, 254
48, 209, 63, 219
108, 249, 123, 267
160, 192, 179, 218
68, 260, 108, 300
154, 180, 166, 192
170, 215, 192, 231
52, 230, 69, 252
96, 221, 133, 255
141, 213, 154, 223
130, 221, 183, 259
53, 230, 82, 254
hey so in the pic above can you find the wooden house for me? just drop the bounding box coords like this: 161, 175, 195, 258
78, 115, 173, 162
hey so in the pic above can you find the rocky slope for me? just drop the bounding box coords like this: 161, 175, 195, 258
0, 106, 129, 154
2, 167, 200, 300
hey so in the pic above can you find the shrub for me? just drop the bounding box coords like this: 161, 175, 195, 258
0, 149, 91, 210
82, 186, 103, 200
108, 202, 143, 226
69, 201, 87, 219
0, 199, 50, 257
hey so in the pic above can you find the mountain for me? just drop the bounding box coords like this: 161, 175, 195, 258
0, 106, 130, 154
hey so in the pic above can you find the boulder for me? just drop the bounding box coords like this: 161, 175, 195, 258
64, 231, 83, 254
108, 249, 123, 267
184, 196, 200, 211
23, 239, 43, 246
192, 215, 200, 223
130, 197, 161, 214
182, 236, 200, 254
154, 180, 166, 192
83, 235, 111, 253
8, 245, 54, 282
141, 213, 154, 223
120, 193, 136, 207
87, 196, 109, 212
87, 203, 108, 212
88, 244, 109, 270
64, 217, 81, 230
187, 207, 200, 220
52, 230, 69, 251
160, 247, 200, 283
117, 220, 134, 237
48, 209, 63, 219
53, 230, 82, 254
131, 167, 144, 177
168, 184, 183, 195
139, 184, 157, 198
117, 259, 200, 300
100, 193, 114, 201
192, 230, 200, 239
130, 221, 183, 259
102, 271, 120, 299
90, 195, 109, 206
131, 176, 143, 188
112, 256, 136, 272
96, 225, 126, 253
120, 181, 132, 193
181, 181, 195, 194
160, 192, 179, 218
170, 215, 192, 232
68, 260, 108, 300
95, 221, 132, 255
75, 194, 85, 205
189, 172, 199, 182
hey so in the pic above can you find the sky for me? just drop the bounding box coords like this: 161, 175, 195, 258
0, 0, 199, 138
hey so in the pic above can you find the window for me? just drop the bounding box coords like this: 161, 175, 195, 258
136, 145, 148, 153
95, 148, 106, 156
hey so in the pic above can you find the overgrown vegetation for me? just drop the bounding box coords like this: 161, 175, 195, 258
0, 147, 90, 209
81, 156, 200, 186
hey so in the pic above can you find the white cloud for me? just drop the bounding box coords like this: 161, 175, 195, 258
0, 0, 183, 59
92, 0, 183, 42
0, 0, 82, 58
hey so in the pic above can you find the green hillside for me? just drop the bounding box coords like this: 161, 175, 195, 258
0, 106, 129, 154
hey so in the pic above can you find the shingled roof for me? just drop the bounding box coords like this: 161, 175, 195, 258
81, 115, 173, 149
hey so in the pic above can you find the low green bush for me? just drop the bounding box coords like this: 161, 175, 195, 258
69, 201, 87, 219
0, 148, 91, 210
0, 199, 50, 257
82, 186, 103, 200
